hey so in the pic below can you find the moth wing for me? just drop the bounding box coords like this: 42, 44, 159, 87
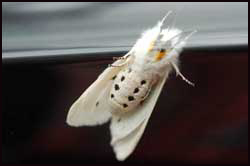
112, 118, 148, 161
66, 54, 132, 127
67, 80, 112, 127
110, 71, 170, 160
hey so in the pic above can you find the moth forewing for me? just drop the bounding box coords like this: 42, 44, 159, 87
66, 57, 130, 126
111, 71, 170, 161
110, 70, 170, 143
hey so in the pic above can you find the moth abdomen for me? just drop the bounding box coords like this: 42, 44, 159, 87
108, 68, 155, 113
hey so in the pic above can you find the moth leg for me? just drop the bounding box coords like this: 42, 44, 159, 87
109, 62, 127, 67
108, 64, 122, 67
170, 62, 195, 86
109, 59, 129, 67
113, 56, 128, 60
113, 51, 132, 60
113, 57, 123, 60
109, 53, 132, 67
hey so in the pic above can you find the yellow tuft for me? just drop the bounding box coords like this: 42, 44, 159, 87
155, 50, 167, 61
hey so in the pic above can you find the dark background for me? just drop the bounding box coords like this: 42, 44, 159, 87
3, 50, 248, 163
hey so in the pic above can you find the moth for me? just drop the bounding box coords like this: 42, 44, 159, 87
66, 11, 196, 161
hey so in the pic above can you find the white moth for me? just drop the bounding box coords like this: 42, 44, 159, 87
66, 11, 196, 161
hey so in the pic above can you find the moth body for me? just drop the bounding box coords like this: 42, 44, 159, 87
108, 24, 183, 114
109, 64, 157, 114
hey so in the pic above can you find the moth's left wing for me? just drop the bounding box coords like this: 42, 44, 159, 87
110, 70, 170, 161
67, 52, 133, 127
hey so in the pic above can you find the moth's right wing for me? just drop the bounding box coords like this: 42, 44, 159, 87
110, 70, 170, 161
111, 117, 148, 161
66, 53, 132, 127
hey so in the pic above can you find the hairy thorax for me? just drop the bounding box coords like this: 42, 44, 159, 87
108, 65, 157, 114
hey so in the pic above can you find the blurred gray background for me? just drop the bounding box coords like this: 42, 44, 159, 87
2, 2, 248, 60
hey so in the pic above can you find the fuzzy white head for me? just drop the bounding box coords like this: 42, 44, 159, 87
131, 12, 196, 79
125, 12, 196, 86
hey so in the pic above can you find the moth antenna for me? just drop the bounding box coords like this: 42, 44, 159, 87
155, 11, 173, 42
173, 30, 197, 48
154, 11, 179, 45
167, 12, 177, 33
182, 30, 197, 41
170, 62, 195, 86
163, 29, 197, 48
170, 5, 187, 29
159, 11, 173, 28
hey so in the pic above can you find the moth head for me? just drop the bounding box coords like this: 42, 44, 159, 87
148, 29, 196, 62
134, 12, 196, 63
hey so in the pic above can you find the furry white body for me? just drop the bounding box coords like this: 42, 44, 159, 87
109, 27, 183, 114
109, 66, 156, 113
66, 12, 195, 161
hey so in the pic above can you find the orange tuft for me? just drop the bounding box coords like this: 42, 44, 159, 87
155, 51, 167, 61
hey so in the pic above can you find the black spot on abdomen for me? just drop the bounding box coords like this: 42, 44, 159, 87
128, 96, 134, 101
134, 88, 139, 93
121, 76, 125, 81
115, 84, 120, 90
141, 80, 146, 85
123, 104, 128, 108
